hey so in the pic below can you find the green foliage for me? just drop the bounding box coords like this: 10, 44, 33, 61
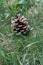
0, 0, 43, 65
40, 0, 43, 2
18, 0, 27, 4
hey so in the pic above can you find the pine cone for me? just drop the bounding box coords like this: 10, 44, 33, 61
11, 14, 30, 35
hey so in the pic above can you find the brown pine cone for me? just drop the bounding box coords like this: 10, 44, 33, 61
11, 14, 30, 35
